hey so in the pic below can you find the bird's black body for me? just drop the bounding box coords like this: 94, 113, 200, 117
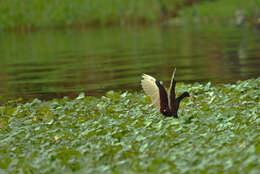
155, 80, 190, 118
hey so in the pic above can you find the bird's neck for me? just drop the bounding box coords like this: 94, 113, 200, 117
176, 92, 188, 103
175, 92, 188, 110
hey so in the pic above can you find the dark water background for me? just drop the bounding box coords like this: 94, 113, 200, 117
0, 23, 259, 101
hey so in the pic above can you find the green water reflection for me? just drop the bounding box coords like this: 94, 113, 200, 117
0, 24, 259, 100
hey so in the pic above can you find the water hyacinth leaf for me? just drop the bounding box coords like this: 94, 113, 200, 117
170, 119, 180, 125
46, 119, 54, 125
0, 78, 259, 173
76, 92, 85, 100
154, 120, 163, 129
144, 120, 153, 128
136, 135, 146, 142
205, 82, 211, 91
140, 143, 148, 152
120, 92, 128, 98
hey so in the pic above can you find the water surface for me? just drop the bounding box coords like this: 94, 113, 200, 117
0, 24, 260, 101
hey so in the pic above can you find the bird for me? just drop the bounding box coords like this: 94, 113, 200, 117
141, 68, 191, 118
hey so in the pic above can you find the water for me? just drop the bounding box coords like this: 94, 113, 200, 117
0, 24, 260, 101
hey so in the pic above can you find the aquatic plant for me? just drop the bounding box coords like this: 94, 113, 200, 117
0, 78, 259, 173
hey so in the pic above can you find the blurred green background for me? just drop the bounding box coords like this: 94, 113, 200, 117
0, 0, 259, 30
0, 0, 260, 100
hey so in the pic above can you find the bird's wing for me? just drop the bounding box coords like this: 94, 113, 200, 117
141, 74, 160, 109
168, 68, 177, 111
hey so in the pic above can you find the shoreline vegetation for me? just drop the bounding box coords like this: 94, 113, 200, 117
0, 78, 259, 173
0, 0, 259, 31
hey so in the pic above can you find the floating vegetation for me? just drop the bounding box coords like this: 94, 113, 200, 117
0, 78, 259, 173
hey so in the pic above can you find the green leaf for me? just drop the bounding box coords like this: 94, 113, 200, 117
76, 92, 85, 100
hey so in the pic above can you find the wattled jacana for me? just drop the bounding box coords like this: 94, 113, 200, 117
141, 68, 191, 118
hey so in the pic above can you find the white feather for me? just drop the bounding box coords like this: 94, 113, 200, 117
141, 74, 160, 109
168, 68, 176, 109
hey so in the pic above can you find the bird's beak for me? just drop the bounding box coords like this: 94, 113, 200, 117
189, 96, 193, 99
